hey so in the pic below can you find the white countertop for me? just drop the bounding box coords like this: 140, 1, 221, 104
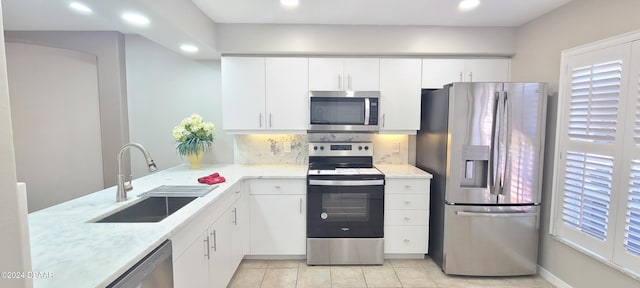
376, 164, 433, 179
28, 163, 430, 287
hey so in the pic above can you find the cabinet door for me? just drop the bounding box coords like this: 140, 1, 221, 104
465, 59, 510, 82
230, 197, 247, 271
344, 58, 380, 90
379, 58, 422, 131
173, 231, 209, 288
222, 57, 266, 130
309, 58, 344, 90
250, 194, 306, 255
421, 59, 465, 88
208, 211, 233, 288
265, 57, 309, 130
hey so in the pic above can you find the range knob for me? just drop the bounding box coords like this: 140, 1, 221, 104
364, 146, 369, 151
358, 146, 363, 151
313, 146, 318, 151
319, 146, 324, 150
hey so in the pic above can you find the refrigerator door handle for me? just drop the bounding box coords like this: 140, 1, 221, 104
489, 91, 502, 195
501, 91, 512, 196
456, 211, 538, 218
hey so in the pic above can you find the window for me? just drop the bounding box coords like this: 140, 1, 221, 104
553, 39, 640, 276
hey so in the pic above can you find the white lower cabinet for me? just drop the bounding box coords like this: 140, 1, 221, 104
172, 183, 246, 288
384, 178, 431, 255
249, 179, 306, 255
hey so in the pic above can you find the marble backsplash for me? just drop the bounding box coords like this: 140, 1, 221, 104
234, 133, 409, 164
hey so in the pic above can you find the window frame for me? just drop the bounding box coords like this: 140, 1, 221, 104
551, 30, 640, 278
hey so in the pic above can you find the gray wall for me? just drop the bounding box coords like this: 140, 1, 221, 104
5, 31, 129, 188
217, 24, 517, 56
125, 35, 233, 178
0, 3, 31, 287
511, 0, 640, 287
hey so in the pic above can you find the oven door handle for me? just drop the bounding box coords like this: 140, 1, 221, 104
308, 179, 384, 186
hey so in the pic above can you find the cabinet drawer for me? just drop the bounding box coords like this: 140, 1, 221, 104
249, 179, 305, 195
385, 194, 429, 210
384, 226, 428, 254
385, 210, 428, 226
385, 179, 430, 194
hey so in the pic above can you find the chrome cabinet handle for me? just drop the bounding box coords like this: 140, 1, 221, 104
259, 113, 263, 128
404, 217, 411, 221
233, 208, 237, 225
404, 185, 411, 190
204, 237, 210, 260
403, 239, 410, 243
269, 113, 273, 128
338, 74, 342, 90
211, 230, 218, 252
404, 201, 411, 205
459, 72, 463, 82
348, 74, 352, 90
469, 72, 473, 82
299, 197, 303, 214
382, 114, 386, 128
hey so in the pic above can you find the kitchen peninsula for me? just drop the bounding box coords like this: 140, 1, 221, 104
27, 164, 431, 287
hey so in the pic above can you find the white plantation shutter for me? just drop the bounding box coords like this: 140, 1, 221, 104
562, 152, 613, 241
556, 39, 640, 276
613, 42, 640, 274
624, 161, 640, 257
568, 61, 621, 144
555, 43, 630, 258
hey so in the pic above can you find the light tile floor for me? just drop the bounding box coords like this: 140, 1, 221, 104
227, 258, 554, 288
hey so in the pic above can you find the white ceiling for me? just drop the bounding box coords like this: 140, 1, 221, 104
194, 0, 572, 26
1, 0, 573, 59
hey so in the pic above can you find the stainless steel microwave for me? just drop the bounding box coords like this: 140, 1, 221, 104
309, 91, 380, 132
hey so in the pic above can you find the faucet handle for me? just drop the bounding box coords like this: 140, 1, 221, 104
124, 174, 133, 191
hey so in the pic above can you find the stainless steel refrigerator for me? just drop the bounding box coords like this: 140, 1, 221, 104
417, 82, 547, 276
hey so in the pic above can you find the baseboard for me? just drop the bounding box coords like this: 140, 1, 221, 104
538, 265, 572, 288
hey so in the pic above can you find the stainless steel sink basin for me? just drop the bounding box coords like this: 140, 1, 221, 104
93, 196, 197, 223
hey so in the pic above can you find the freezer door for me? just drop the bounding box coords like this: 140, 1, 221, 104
445, 82, 502, 204
442, 205, 539, 276
499, 83, 547, 205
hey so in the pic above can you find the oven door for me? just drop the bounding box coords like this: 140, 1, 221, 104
307, 178, 384, 238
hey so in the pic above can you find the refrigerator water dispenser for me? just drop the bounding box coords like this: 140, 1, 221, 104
460, 145, 490, 188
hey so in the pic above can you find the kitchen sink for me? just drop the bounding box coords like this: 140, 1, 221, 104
93, 196, 197, 223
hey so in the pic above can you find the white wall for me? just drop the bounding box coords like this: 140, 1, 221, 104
0, 3, 32, 287
217, 24, 517, 56
511, 0, 640, 287
6, 43, 104, 212
5, 31, 129, 188
125, 35, 233, 178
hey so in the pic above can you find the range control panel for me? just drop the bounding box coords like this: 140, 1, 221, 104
308, 142, 373, 157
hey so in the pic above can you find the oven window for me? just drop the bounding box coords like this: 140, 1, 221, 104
310, 98, 365, 125
322, 192, 369, 222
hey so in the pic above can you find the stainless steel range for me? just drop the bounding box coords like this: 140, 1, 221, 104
306, 142, 385, 265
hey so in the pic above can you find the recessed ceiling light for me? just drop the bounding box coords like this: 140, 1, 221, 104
121, 12, 150, 27
180, 44, 199, 53
69, 2, 92, 14
458, 0, 480, 11
281, 0, 299, 8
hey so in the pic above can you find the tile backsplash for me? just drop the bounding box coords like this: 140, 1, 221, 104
234, 133, 409, 164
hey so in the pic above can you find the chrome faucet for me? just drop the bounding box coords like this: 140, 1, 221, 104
117, 143, 157, 202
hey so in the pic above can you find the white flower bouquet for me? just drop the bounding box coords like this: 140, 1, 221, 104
172, 114, 215, 157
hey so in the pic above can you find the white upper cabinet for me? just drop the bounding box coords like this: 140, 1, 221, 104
309, 58, 379, 91
222, 56, 309, 132
222, 57, 266, 130
421, 58, 510, 88
265, 57, 309, 131
379, 58, 422, 132
464, 59, 511, 82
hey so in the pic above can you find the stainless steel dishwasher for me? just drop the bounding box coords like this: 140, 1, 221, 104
107, 240, 173, 288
